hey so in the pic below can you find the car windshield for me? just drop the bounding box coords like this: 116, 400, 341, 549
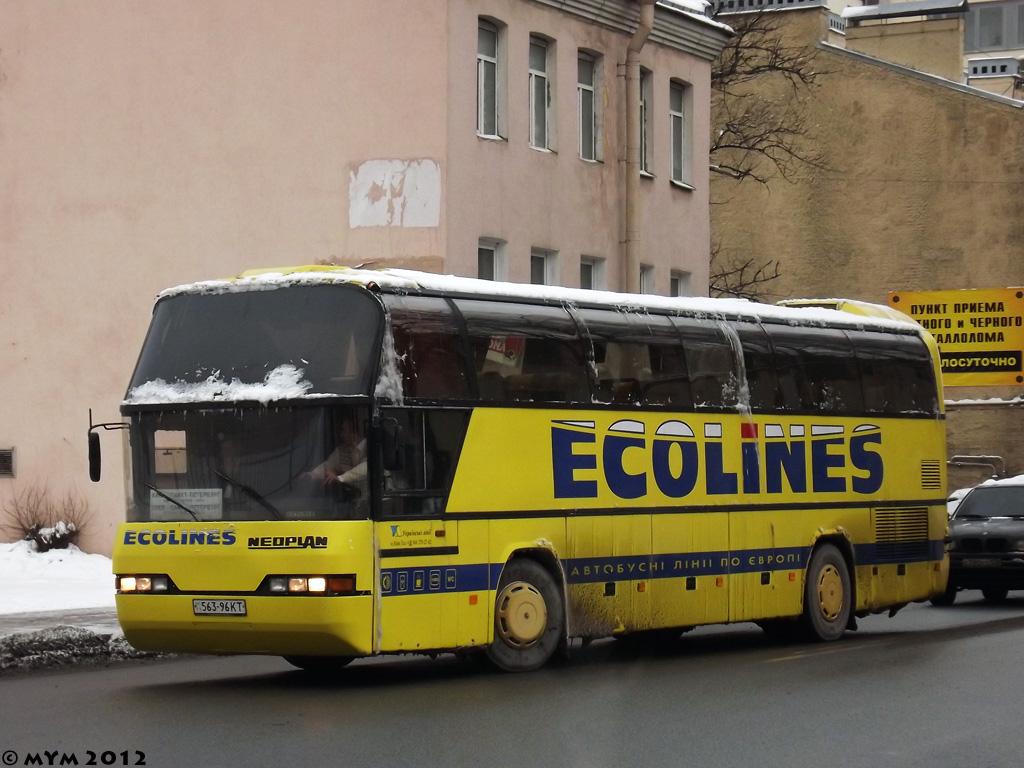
954, 486, 1024, 519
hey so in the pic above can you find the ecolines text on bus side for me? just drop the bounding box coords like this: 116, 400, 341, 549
551, 418, 883, 501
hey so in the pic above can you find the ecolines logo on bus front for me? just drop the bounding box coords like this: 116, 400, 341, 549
551, 419, 884, 500
122, 529, 237, 546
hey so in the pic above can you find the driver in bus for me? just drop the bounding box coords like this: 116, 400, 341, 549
304, 415, 367, 497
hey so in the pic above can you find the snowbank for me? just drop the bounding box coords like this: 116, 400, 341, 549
0, 540, 115, 614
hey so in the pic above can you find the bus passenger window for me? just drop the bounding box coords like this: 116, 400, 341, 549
456, 299, 590, 403
849, 331, 938, 414
385, 296, 471, 400
766, 325, 862, 413
380, 409, 470, 517
577, 308, 692, 408
673, 320, 739, 409
735, 324, 779, 411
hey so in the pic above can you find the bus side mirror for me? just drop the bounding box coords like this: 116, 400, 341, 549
380, 419, 403, 471
88, 431, 102, 482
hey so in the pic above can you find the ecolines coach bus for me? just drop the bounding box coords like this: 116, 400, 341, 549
91, 266, 948, 672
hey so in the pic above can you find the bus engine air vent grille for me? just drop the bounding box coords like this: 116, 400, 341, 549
920, 460, 942, 490
874, 506, 929, 563
0, 448, 13, 478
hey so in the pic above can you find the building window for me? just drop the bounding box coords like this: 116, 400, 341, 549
478, 239, 507, 281
639, 68, 653, 174
529, 36, 554, 151
980, 5, 1005, 47
670, 80, 691, 186
966, 3, 1014, 51
639, 264, 656, 294
580, 257, 606, 290
531, 249, 558, 285
478, 20, 505, 138
670, 270, 692, 297
578, 51, 602, 161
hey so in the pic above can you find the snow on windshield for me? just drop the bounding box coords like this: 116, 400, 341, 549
123, 364, 328, 406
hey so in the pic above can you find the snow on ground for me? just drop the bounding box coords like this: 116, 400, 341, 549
0, 540, 115, 614
0, 542, 154, 674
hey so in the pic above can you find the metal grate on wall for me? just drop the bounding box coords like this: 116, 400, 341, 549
920, 460, 942, 490
0, 448, 14, 478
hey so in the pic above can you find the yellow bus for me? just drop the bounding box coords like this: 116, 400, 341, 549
92, 266, 948, 673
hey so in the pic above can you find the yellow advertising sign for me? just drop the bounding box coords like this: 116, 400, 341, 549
889, 288, 1024, 387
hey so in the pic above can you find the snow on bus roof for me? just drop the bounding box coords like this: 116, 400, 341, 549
157, 265, 920, 333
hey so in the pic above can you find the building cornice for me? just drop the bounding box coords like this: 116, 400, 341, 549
528, 0, 734, 60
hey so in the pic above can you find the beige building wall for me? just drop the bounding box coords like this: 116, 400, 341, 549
711, 6, 1024, 488
845, 18, 965, 81
0, 0, 728, 554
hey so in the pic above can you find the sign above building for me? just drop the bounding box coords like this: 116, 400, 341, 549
889, 288, 1024, 387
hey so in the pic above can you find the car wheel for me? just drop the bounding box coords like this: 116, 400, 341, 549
930, 579, 957, 606
486, 559, 564, 672
982, 587, 1009, 602
801, 543, 851, 642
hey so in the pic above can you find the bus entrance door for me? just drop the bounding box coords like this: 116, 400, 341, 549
376, 519, 463, 653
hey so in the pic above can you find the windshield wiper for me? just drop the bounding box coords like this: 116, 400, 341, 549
214, 469, 283, 520
145, 482, 200, 522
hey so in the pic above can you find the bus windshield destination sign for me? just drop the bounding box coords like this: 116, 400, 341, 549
890, 287, 1024, 387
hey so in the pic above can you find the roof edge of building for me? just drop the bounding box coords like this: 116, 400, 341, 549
819, 41, 1024, 109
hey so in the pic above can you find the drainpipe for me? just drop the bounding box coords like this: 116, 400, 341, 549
625, 0, 655, 294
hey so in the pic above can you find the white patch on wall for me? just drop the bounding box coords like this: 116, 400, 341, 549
349, 159, 441, 228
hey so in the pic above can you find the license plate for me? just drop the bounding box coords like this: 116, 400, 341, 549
962, 558, 1000, 569
192, 598, 247, 616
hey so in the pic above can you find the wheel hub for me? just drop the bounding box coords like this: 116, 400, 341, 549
495, 581, 547, 648
817, 564, 843, 621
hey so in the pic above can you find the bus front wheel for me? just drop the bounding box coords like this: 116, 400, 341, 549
802, 543, 851, 642
486, 559, 564, 672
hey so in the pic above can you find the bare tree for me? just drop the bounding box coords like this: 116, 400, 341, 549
707, 10, 831, 300
709, 243, 781, 300
710, 9, 829, 186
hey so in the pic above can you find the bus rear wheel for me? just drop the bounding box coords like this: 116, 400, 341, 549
486, 559, 564, 672
801, 543, 851, 642
283, 655, 354, 674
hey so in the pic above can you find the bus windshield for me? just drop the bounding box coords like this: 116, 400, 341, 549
126, 405, 371, 522
125, 284, 382, 402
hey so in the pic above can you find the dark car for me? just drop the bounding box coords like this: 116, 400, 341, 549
932, 480, 1024, 605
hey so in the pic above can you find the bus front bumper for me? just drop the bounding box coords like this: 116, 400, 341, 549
115, 593, 375, 657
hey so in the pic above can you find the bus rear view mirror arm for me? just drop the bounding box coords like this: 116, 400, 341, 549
87, 408, 127, 483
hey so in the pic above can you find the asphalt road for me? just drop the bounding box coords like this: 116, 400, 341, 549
2, 596, 1024, 768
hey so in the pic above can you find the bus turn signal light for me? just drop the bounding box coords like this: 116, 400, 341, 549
265, 575, 356, 596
